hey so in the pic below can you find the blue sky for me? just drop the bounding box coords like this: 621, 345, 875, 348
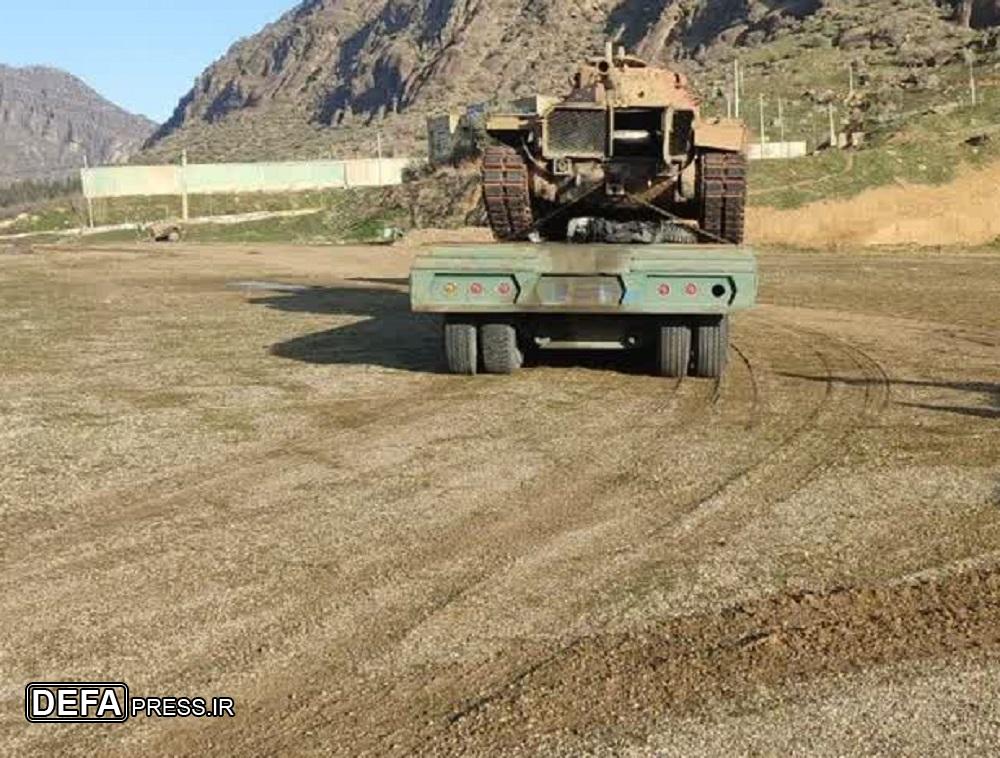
1, 1, 296, 123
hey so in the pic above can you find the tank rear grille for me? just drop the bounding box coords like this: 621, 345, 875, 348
546, 108, 607, 157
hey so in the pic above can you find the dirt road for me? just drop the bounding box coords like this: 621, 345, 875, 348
1, 241, 998, 755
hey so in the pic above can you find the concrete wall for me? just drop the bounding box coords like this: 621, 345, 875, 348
81, 158, 414, 199
748, 142, 808, 161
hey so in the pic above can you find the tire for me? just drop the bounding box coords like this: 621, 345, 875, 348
694, 316, 729, 378
481, 322, 523, 375
444, 318, 478, 375
657, 323, 691, 378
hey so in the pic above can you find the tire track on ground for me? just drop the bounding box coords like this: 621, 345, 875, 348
420, 315, 896, 737
441, 563, 1000, 753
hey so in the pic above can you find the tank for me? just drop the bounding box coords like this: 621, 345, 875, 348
482, 44, 749, 245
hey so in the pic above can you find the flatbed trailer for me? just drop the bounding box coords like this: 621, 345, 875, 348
410, 243, 758, 378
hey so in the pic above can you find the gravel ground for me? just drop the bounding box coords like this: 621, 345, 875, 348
1, 241, 998, 756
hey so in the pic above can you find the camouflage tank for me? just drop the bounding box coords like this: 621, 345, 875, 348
482, 44, 748, 245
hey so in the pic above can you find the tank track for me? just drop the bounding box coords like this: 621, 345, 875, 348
482, 146, 535, 241
698, 152, 747, 245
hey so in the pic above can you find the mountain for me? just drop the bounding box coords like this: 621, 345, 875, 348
144, 0, 1000, 163
0, 65, 156, 185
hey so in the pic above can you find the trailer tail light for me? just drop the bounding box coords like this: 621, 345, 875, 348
658, 283, 671, 297
497, 282, 512, 296
469, 282, 484, 296
443, 282, 458, 296
685, 283, 698, 296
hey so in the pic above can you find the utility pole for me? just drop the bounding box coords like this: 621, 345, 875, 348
778, 97, 785, 143
725, 92, 733, 119
377, 132, 384, 186
969, 57, 978, 106
180, 149, 189, 222
759, 93, 767, 145
848, 61, 855, 99
733, 59, 741, 120
828, 103, 838, 149
740, 64, 745, 115
83, 154, 94, 229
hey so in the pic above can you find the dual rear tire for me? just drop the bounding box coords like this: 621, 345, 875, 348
657, 316, 729, 379
444, 318, 524, 376
445, 316, 729, 378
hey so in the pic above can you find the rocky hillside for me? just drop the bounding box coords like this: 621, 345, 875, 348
0, 65, 156, 186
144, 0, 1000, 162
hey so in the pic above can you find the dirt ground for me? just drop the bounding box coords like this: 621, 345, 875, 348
1, 239, 999, 756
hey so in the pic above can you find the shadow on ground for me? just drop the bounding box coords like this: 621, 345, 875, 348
252, 283, 443, 373
251, 279, 658, 376
782, 374, 1000, 420
522, 347, 656, 376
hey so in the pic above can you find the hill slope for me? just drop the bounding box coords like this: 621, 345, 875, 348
0, 65, 156, 185
144, 0, 1000, 163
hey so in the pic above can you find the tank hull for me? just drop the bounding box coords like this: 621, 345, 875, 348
482, 47, 749, 244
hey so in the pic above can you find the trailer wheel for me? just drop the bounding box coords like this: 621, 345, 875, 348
444, 318, 478, 375
481, 322, 523, 375
694, 316, 729, 378
657, 323, 691, 378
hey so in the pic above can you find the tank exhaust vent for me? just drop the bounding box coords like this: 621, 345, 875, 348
546, 108, 607, 158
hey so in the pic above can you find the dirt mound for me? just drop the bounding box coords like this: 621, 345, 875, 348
747, 158, 1000, 247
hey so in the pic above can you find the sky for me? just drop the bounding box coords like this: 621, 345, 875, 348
1, 1, 296, 123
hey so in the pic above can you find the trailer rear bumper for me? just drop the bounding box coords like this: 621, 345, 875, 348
410, 243, 758, 315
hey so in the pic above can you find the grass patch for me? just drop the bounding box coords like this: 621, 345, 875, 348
2, 186, 409, 239
749, 93, 1000, 209
12, 186, 410, 245
1, 203, 85, 234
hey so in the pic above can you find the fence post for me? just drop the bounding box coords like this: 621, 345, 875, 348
181, 150, 189, 221
377, 132, 384, 186
83, 155, 95, 229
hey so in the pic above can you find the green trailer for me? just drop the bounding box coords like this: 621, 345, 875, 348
410, 242, 758, 378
